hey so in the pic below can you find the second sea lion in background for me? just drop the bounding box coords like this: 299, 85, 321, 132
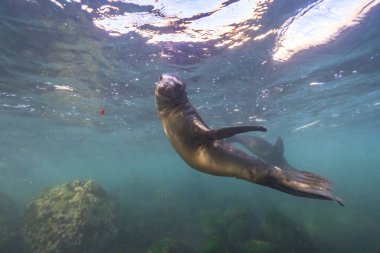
229, 135, 296, 171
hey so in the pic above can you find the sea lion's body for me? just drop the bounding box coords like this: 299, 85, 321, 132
157, 94, 270, 181
155, 73, 343, 205
229, 135, 296, 171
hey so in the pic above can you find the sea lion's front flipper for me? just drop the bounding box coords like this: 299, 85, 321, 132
207, 126, 267, 140
266, 167, 344, 206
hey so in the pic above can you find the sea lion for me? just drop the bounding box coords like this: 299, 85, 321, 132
229, 135, 296, 171
155, 73, 343, 206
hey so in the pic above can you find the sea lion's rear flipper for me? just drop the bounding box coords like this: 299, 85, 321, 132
267, 168, 344, 206
274, 137, 284, 155
207, 126, 267, 140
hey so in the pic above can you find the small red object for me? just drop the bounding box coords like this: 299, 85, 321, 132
98, 108, 105, 115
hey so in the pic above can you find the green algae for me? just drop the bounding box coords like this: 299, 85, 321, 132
200, 206, 259, 253
242, 240, 274, 253
147, 238, 191, 253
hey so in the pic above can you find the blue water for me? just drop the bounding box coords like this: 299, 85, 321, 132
1, 0, 380, 252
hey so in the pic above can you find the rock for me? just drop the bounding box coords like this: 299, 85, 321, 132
22, 179, 118, 253
200, 206, 260, 252
258, 209, 319, 253
223, 206, 260, 248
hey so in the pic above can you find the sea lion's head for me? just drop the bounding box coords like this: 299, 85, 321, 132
155, 73, 188, 109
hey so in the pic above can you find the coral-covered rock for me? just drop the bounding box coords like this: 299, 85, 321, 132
22, 179, 118, 253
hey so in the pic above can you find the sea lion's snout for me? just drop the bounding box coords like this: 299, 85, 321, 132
156, 73, 186, 99
159, 73, 183, 83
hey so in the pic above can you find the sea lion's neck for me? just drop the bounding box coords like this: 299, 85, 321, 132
156, 94, 190, 115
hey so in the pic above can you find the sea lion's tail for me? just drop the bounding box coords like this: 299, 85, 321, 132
267, 167, 344, 206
